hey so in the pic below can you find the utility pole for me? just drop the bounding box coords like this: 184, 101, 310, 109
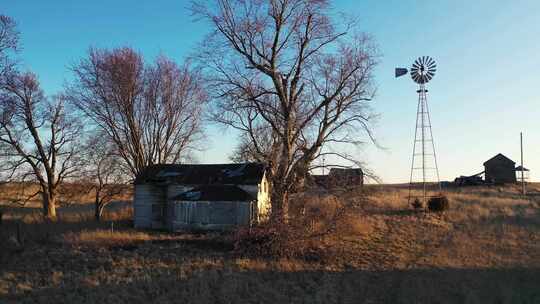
521, 132, 526, 196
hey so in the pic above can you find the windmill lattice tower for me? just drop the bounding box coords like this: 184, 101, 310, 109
396, 56, 442, 207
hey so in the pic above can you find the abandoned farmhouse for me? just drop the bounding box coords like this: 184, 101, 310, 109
133, 163, 270, 231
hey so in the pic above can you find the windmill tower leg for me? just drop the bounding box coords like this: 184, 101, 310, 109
424, 89, 442, 193
408, 84, 441, 208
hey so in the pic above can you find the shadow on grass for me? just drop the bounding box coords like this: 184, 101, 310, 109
4, 267, 539, 304
364, 208, 419, 217
483, 208, 540, 230
149, 237, 235, 252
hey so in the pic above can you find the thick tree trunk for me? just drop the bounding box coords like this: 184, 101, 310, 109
95, 202, 101, 222
95, 205, 105, 222
270, 185, 289, 224
42, 191, 57, 219
95, 199, 106, 222
94, 189, 101, 221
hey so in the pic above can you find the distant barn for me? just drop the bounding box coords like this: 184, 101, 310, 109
329, 168, 364, 187
484, 154, 516, 184
133, 163, 270, 231
311, 168, 364, 189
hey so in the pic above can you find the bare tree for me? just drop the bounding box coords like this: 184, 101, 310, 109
82, 133, 129, 221
0, 15, 19, 79
68, 48, 207, 178
193, 0, 378, 222
0, 72, 82, 218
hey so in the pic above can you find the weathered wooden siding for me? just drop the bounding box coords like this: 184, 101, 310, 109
168, 200, 253, 231
485, 164, 516, 184
134, 184, 167, 229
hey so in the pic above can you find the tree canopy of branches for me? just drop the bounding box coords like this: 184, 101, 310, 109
69, 47, 207, 178
193, 0, 378, 222
0, 15, 19, 78
0, 72, 82, 218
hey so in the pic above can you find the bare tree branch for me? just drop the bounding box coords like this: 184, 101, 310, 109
68, 48, 208, 178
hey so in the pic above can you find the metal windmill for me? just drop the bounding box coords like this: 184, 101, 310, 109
396, 56, 441, 208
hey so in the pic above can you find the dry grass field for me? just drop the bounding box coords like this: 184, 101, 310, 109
1, 184, 539, 303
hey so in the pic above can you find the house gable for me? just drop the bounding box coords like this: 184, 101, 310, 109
483, 153, 515, 167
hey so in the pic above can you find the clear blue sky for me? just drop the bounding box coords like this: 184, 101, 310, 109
4, 1, 540, 183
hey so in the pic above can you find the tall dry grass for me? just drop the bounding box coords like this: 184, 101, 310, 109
1, 183, 539, 303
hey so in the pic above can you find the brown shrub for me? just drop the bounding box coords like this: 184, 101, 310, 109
428, 195, 449, 212
234, 191, 366, 261
233, 225, 286, 257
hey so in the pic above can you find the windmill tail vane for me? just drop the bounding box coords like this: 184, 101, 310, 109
395, 68, 408, 78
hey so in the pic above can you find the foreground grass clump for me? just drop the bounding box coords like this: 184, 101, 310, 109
64, 230, 152, 248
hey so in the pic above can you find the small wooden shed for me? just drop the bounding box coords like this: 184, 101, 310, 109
515, 165, 530, 182
484, 154, 516, 184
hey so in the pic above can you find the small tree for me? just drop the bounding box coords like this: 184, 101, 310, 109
83, 133, 128, 221
193, 0, 378, 223
0, 72, 82, 218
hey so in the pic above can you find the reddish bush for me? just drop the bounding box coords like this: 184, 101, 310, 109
233, 224, 288, 257
234, 192, 366, 261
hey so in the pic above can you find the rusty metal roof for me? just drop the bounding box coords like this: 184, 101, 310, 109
135, 163, 265, 185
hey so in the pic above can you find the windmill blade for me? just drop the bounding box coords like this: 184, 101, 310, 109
407, 56, 437, 84
395, 68, 408, 78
